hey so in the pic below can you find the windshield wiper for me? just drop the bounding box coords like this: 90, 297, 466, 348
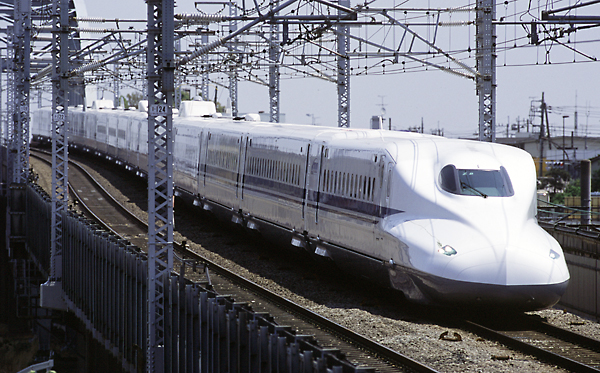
460, 181, 488, 198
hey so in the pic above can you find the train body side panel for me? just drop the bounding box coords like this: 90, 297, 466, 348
203, 130, 243, 210
96, 112, 108, 154
240, 136, 308, 232
310, 146, 386, 257
173, 121, 202, 194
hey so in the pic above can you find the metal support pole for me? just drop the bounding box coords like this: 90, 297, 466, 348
174, 39, 181, 110
6, 27, 14, 148
581, 160, 591, 225
269, 1, 280, 123
200, 33, 209, 101
113, 63, 120, 107
476, 0, 496, 142
538, 93, 547, 177
337, 0, 350, 128
40, 0, 69, 311
0, 49, 4, 145
51, 0, 69, 284
229, 4, 238, 117
147, 0, 175, 370
228, 65, 238, 117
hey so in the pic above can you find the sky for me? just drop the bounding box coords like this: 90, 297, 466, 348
79, 0, 600, 139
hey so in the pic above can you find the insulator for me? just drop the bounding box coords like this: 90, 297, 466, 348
74, 17, 106, 23
175, 13, 224, 24
178, 39, 225, 67
71, 61, 103, 75
75, 28, 118, 33
437, 21, 474, 26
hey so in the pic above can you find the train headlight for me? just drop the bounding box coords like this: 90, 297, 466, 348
438, 245, 457, 256
549, 249, 561, 260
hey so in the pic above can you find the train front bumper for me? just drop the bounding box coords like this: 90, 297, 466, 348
392, 268, 569, 310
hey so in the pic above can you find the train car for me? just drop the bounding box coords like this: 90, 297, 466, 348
30, 99, 570, 310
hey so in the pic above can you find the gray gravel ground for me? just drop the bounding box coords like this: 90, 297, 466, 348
30, 153, 600, 373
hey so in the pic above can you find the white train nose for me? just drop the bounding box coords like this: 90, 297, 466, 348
444, 244, 569, 286
407, 243, 570, 310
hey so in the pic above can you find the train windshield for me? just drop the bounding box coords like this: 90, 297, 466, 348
439, 165, 514, 197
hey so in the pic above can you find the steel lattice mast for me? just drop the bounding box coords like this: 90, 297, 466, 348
228, 3, 239, 117
476, 0, 496, 142
49, 0, 70, 286
269, 1, 280, 122
146, 0, 175, 370
10, 0, 31, 185
337, 0, 350, 128
200, 32, 209, 101
6, 26, 14, 150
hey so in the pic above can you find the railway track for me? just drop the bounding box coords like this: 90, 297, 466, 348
30, 148, 439, 373
464, 314, 600, 372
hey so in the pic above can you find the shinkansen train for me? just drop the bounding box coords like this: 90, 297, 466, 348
31, 99, 570, 310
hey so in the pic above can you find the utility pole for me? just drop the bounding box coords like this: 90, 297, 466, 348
562, 115, 569, 163
539, 93, 546, 177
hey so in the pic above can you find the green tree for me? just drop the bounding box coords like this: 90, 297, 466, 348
564, 179, 580, 197
551, 179, 580, 205
545, 167, 570, 193
125, 92, 144, 109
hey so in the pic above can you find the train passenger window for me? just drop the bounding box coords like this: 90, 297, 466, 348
334, 171, 338, 194
371, 178, 376, 201
358, 175, 363, 199
439, 164, 514, 197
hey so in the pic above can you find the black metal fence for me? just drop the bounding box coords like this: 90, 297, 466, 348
27, 184, 375, 372
541, 223, 600, 321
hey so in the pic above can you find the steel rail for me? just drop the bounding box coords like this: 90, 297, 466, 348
464, 316, 600, 373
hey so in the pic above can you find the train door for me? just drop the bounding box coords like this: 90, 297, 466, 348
240, 135, 251, 200
199, 131, 209, 188
195, 131, 203, 195
304, 142, 325, 233
301, 143, 311, 220
382, 161, 394, 215
235, 135, 245, 200
134, 120, 141, 169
